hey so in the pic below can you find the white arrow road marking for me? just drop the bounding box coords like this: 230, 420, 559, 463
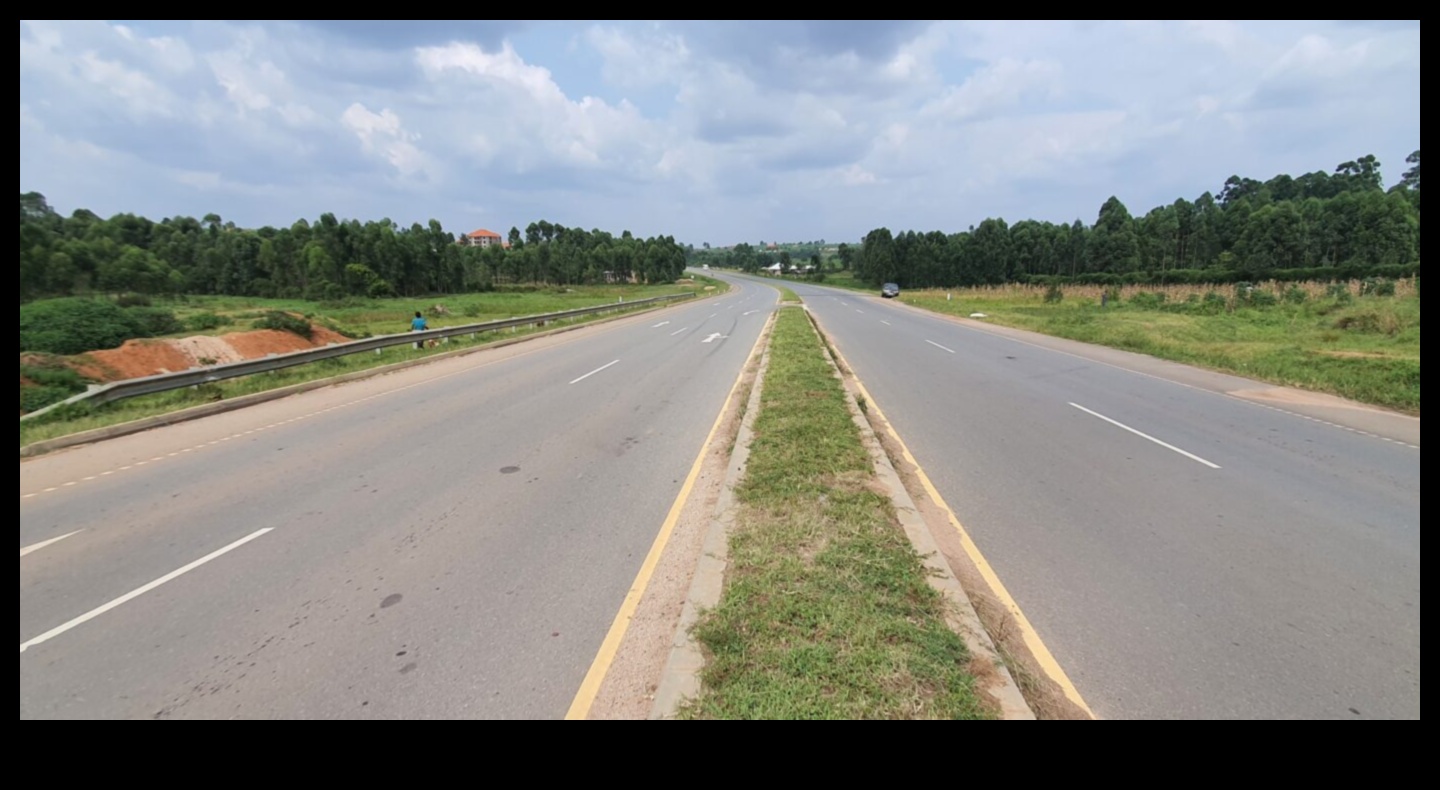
652, 321, 670, 328
702, 333, 727, 343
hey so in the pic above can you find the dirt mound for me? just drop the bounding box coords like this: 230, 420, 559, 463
87, 339, 195, 379
22, 318, 354, 388
169, 335, 247, 366
223, 329, 321, 358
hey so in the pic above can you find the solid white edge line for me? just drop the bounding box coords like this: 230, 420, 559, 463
20, 527, 274, 653
20, 530, 82, 558
1070, 402, 1221, 469
925, 339, 956, 354
569, 359, 620, 385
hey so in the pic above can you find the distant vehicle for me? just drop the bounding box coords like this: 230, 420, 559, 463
881, 283, 900, 298
703, 264, 709, 270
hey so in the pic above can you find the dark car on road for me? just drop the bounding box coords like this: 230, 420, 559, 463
882, 283, 900, 298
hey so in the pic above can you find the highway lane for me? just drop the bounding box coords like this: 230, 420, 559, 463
773, 275, 1419, 719
20, 274, 777, 719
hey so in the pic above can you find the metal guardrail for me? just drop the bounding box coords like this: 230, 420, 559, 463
21, 293, 696, 421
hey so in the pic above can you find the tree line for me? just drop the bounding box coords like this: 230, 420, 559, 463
18, 201, 690, 303
699, 151, 1420, 287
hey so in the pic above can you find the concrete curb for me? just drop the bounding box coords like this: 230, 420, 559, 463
648, 310, 778, 720
20, 295, 710, 460
805, 307, 1037, 721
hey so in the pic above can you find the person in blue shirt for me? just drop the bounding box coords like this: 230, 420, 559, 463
411, 311, 428, 349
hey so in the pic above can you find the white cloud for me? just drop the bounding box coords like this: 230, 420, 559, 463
920, 58, 1062, 121
19, 20, 1420, 245
341, 103, 430, 178
585, 24, 690, 88
415, 41, 661, 178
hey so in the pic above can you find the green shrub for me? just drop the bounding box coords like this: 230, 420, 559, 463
1326, 282, 1354, 303
1197, 291, 1228, 315
19, 364, 88, 391
1044, 283, 1064, 304
251, 310, 313, 339
462, 304, 483, 317
185, 312, 230, 331
1360, 277, 1396, 297
1284, 285, 1308, 304
1249, 289, 1278, 307
126, 307, 184, 336
1129, 291, 1167, 309
19, 361, 91, 413
20, 386, 76, 413
20, 297, 145, 354
115, 293, 152, 307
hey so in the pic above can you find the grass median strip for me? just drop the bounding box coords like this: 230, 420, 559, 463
679, 308, 989, 720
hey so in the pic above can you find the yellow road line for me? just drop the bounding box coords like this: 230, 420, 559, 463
565, 305, 770, 720
823, 330, 1095, 718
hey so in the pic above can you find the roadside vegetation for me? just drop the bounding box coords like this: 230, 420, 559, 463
20, 277, 728, 447
680, 307, 989, 720
898, 279, 1420, 414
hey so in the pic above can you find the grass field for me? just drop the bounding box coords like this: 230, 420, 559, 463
679, 308, 989, 720
896, 280, 1420, 414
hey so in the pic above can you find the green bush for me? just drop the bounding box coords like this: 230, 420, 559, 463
1129, 291, 1167, 309
20, 297, 145, 354
1326, 282, 1354, 304
1248, 289, 1278, 307
1197, 291, 1228, 315
1360, 277, 1396, 297
126, 306, 184, 336
1044, 283, 1064, 304
251, 311, 313, 339
115, 293, 152, 307
185, 312, 230, 331
19, 361, 91, 413
1284, 285, 1309, 304
462, 304, 483, 317
20, 386, 76, 413
19, 364, 88, 391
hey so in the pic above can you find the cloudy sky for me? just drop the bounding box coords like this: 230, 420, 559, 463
19, 20, 1420, 246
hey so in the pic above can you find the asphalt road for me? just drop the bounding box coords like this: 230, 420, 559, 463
20, 275, 776, 719
771, 274, 1419, 719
